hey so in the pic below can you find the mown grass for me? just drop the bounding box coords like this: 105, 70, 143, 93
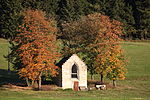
123, 42, 150, 78
0, 38, 150, 100
0, 89, 149, 100
0, 38, 9, 70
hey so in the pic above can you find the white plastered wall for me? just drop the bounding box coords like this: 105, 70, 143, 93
62, 54, 87, 89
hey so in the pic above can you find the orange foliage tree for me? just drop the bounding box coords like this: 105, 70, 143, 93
15, 9, 60, 90
91, 13, 127, 86
62, 13, 127, 86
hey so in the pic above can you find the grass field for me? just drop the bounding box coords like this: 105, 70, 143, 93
0, 39, 9, 70
0, 38, 150, 100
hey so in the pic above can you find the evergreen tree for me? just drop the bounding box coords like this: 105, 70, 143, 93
57, 0, 89, 22
22, 0, 59, 16
136, 0, 150, 39
0, 0, 22, 39
57, 0, 77, 22
21, 0, 41, 10
39, 0, 59, 16
123, 1, 136, 39
87, 0, 136, 39
108, 0, 136, 39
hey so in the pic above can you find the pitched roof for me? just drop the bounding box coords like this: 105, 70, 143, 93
56, 56, 71, 67
56, 54, 86, 68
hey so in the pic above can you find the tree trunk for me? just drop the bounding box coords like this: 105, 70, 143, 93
141, 33, 144, 40
90, 74, 94, 80
100, 74, 103, 83
31, 80, 35, 86
25, 77, 31, 86
38, 72, 42, 90
113, 80, 116, 87
7, 45, 11, 74
144, 33, 146, 39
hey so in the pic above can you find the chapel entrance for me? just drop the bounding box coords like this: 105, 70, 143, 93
73, 81, 79, 91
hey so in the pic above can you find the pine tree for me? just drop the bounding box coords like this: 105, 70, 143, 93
21, 0, 41, 10
108, 0, 136, 39
57, 0, 89, 22
123, 2, 136, 39
39, 0, 59, 16
87, 0, 136, 39
0, 0, 22, 39
56, 0, 76, 22
136, 0, 150, 39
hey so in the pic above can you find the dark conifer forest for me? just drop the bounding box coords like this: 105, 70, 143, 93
0, 0, 149, 40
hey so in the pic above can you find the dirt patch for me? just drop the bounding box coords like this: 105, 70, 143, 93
1, 84, 32, 90
41, 85, 61, 91
0, 84, 61, 91
132, 97, 144, 100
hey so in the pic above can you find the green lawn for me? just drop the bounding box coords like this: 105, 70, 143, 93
0, 38, 150, 100
0, 38, 9, 70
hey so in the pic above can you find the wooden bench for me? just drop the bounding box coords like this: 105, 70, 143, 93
96, 85, 106, 90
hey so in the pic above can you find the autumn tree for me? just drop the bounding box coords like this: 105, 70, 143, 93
91, 14, 127, 85
106, 45, 127, 87
15, 9, 60, 90
90, 14, 125, 85
62, 13, 127, 85
61, 14, 100, 79
95, 45, 127, 86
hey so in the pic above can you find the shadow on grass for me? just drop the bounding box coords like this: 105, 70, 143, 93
0, 69, 62, 91
0, 69, 26, 86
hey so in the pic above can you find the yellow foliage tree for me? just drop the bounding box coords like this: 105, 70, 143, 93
89, 13, 127, 86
